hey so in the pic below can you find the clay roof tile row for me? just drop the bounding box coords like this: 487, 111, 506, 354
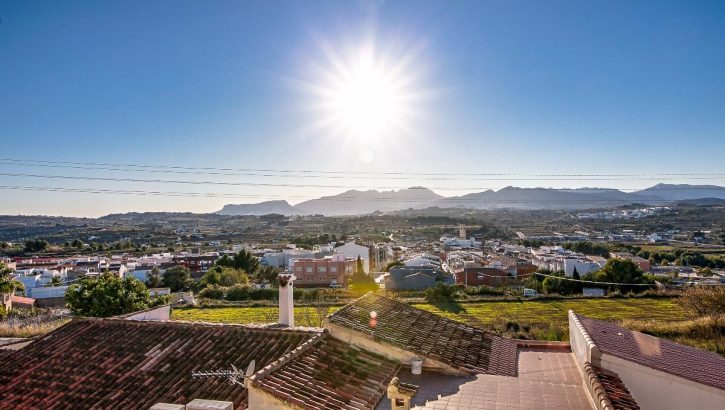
252, 333, 400, 410
327, 293, 518, 376
0, 319, 316, 409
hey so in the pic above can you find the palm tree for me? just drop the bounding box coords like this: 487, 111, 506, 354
46, 276, 64, 287
0, 262, 24, 295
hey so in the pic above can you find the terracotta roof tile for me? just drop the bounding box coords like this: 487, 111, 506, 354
576, 314, 725, 391
594, 366, 640, 410
253, 333, 400, 410
0, 319, 316, 409
328, 293, 517, 376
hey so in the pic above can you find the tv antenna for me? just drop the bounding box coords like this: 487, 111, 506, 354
192, 360, 256, 386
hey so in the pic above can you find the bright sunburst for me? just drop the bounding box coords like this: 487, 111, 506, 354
298, 39, 428, 163
324, 47, 407, 140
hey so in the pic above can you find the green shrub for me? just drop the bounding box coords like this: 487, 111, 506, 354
199, 286, 226, 300
225, 285, 251, 301
424, 283, 458, 303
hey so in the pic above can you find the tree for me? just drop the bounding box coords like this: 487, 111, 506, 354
65, 273, 152, 317
71, 239, 84, 249
256, 265, 278, 284
355, 256, 365, 274
595, 259, 643, 284
46, 276, 63, 287
162, 265, 192, 292
199, 266, 249, 288
348, 269, 378, 295
676, 286, 725, 318
23, 239, 48, 253
0, 262, 24, 295
146, 266, 161, 288
216, 250, 260, 275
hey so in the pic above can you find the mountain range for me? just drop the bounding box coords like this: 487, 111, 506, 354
215, 183, 725, 216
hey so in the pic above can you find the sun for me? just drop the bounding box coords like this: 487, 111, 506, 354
325, 48, 406, 140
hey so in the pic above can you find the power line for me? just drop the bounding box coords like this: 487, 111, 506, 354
0, 184, 715, 203
2, 157, 723, 179
2, 162, 722, 189
1, 171, 724, 192
533, 271, 655, 286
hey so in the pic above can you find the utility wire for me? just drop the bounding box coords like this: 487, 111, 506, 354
2, 160, 723, 181
0, 184, 713, 203
1, 172, 724, 192
2, 157, 723, 178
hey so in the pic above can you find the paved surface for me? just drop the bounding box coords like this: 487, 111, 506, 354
376, 349, 593, 410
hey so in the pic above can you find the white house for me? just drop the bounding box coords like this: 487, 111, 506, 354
334, 241, 371, 273
564, 258, 601, 277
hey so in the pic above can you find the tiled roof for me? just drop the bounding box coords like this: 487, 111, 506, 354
582, 361, 639, 410
327, 293, 518, 376
252, 332, 400, 410
0, 319, 316, 409
594, 367, 640, 410
576, 314, 725, 391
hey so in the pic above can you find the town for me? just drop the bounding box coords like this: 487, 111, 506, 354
2, 0, 725, 409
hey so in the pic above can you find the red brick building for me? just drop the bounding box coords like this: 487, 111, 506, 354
291, 254, 356, 287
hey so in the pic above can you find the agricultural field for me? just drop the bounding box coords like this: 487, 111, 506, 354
171, 297, 688, 340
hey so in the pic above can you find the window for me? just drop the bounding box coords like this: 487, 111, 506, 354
318, 267, 327, 273
330, 266, 337, 272
306, 267, 313, 273
296, 266, 302, 272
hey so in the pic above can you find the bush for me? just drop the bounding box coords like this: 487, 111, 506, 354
199, 286, 226, 300
424, 283, 458, 304
677, 286, 725, 317
225, 284, 251, 301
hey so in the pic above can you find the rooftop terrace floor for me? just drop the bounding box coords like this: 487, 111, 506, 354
376, 348, 593, 410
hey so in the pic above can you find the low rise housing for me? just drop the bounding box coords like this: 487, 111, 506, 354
290, 254, 355, 287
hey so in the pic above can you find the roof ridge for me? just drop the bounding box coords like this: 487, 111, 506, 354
582, 361, 616, 410
249, 330, 327, 384
107, 317, 323, 335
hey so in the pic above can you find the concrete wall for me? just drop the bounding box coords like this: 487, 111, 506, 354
599, 353, 725, 410
123, 305, 170, 320
568, 311, 600, 367
247, 384, 293, 410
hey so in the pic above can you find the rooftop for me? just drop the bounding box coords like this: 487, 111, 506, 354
0, 319, 316, 409
252, 332, 400, 409
327, 293, 518, 376
375, 348, 593, 410
576, 313, 725, 391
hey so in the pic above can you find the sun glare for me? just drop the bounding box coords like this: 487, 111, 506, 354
326, 49, 405, 140
298, 38, 428, 164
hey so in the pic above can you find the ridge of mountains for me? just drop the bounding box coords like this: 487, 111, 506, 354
215, 184, 725, 216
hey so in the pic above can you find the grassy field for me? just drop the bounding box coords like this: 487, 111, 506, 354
172, 297, 725, 354
172, 297, 686, 336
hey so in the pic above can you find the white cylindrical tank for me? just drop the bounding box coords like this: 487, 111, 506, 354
411, 357, 423, 375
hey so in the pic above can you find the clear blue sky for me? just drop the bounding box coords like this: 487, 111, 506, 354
1, 0, 724, 216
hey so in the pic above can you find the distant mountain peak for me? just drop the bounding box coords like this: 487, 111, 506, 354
214, 183, 725, 215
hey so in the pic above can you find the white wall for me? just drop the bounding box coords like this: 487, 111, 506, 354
123, 305, 171, 321
568, 310, 725, 410
599, 353, 725, 410
334, 242, 370, 273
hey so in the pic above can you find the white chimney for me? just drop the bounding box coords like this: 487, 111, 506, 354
277, 273, 296, 327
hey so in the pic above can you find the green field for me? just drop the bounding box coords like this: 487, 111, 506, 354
172, 297, 686, 334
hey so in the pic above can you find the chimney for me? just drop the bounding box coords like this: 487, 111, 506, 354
277, 273, 296, 327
